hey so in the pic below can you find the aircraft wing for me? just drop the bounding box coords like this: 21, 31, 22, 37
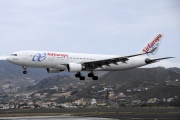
81, 46, 173, 69
81, 52, 152, 68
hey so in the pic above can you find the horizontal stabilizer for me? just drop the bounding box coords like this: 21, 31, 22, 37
145, 57, 175, 64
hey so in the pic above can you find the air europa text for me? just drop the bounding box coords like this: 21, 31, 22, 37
143, 34, 162, 53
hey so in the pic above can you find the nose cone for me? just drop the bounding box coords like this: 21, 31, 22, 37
6, 56, 12, 62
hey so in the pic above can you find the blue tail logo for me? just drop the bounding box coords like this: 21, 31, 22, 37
147, 43, 159, 56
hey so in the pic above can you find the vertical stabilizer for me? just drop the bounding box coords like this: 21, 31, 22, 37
137, 34, 163, 58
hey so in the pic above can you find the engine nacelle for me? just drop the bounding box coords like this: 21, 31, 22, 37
46, 68, 64, 73
67, 63, 84, 72
145, 58, 153, 64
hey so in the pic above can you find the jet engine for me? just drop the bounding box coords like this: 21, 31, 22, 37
67, 63, 85, 72
46, 68, 64, 73
145, 58, 154, 64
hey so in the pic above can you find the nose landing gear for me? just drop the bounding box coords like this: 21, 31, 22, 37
23, 71, 27, 74
22, 66, 27, 74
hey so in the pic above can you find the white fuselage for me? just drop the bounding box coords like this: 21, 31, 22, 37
5, 34, 172, 80
6, 50, 147, 71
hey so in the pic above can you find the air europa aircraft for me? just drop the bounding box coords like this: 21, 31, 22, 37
6, 34, 173, 80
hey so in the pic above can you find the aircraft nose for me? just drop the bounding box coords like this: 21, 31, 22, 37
6, 56, 12, 62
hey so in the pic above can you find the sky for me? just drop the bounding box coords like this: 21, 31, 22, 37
0, 0, 180, 68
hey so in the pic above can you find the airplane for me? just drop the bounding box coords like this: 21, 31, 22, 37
5, 34, 174, 80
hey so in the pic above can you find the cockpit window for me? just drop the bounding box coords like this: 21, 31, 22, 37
11, 54, 17, 56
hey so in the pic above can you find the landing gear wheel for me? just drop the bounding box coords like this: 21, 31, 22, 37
22, 66, 27, 74
23, 71, 27, 74
80, 76, 85, 80
88, 72, 94, 77
88, 72, 98, 80
75, 73, 81, 78
92, 76, 98, 80
75, 72, 86, 80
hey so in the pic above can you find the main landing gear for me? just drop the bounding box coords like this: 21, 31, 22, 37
75, 72, 98, 81
22, 66, 27, 74
88, 72, 98, 80
75, 72, 85, 80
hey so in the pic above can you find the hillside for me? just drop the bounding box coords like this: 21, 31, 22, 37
98, 67, 180, 84
1, 60, 180, 102
28, 75, 79, 90
75, 67, 180, 100
169, 67, 180, 73
29, 67, 180, 102
0, 61, 69, 87
136, 84, 180, 100
27, 72, 106, 92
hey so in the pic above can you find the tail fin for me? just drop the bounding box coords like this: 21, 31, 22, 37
137, 34, 163, 58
